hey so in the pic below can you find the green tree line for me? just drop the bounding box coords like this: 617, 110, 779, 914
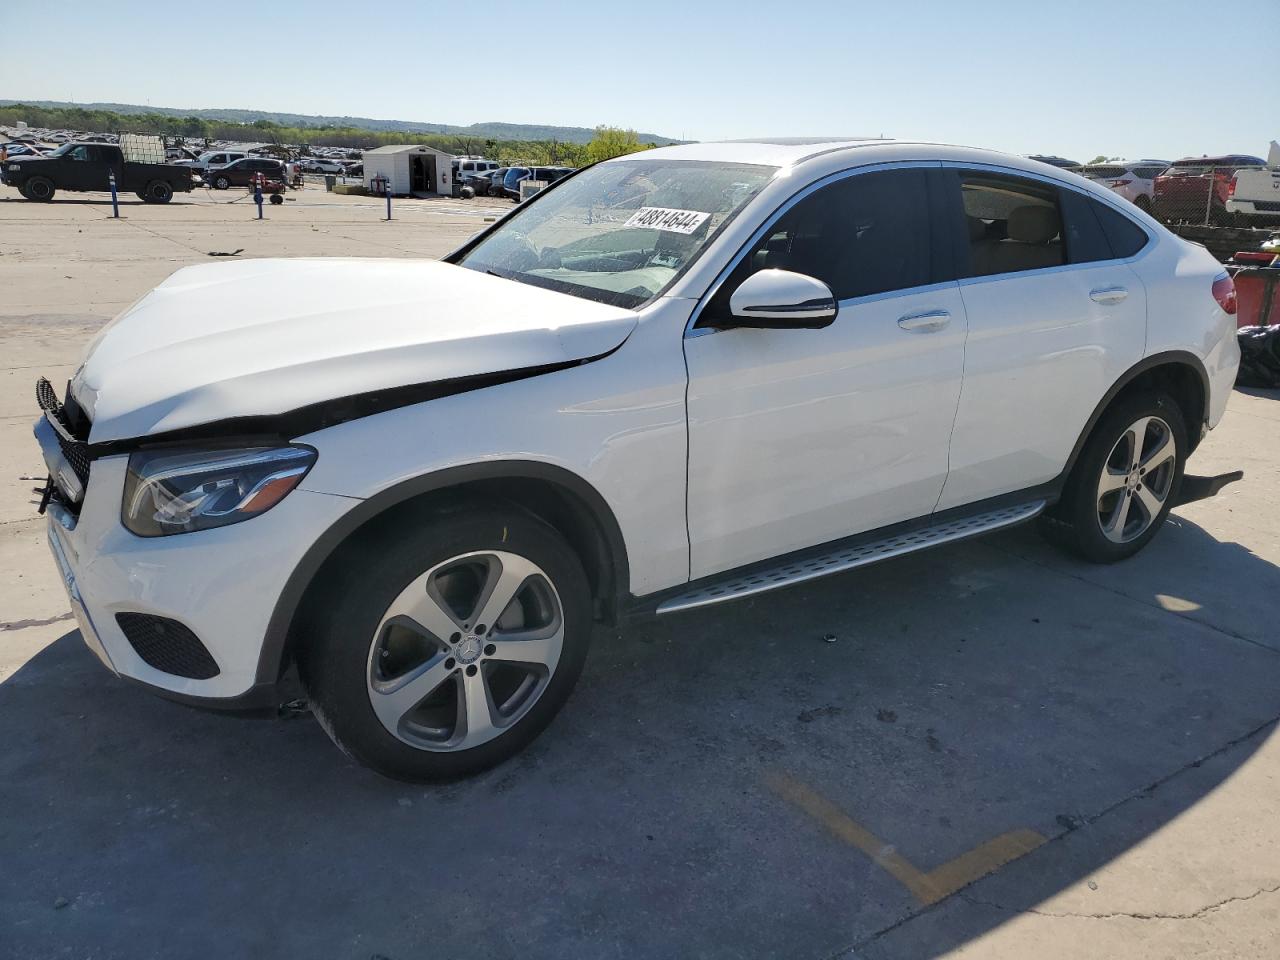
0, 104, 653, 165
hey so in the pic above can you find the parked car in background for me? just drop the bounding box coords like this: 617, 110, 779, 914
1152, 154, 1265, 225
453, 157, 498, 181
1226, 142, 1280, 225
502, 165, 573, 200
482, 167, 510, 196
1076, 160, 1169, 213
166, 146, 200, 163
1, 140, 194, 202
207, 157, 287, 190
343, 161, 363, 178
302, 158, 346, 174
177, 150, 249, 173
31, 139, 1241, 780
1028, 155, 1081, 169
2, 143, 49, 158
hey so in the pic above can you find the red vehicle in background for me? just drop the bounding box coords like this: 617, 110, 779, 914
1152, 154, 1265, 225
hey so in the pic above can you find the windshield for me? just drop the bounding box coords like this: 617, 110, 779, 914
457, 158, 776, 308
47, 143, 77, 158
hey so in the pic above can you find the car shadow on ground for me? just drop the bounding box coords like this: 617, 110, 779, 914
1235, 386, 1280, 402
1, 514, 1278, 960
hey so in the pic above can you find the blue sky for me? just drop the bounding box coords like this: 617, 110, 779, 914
1, 0, 1275, 162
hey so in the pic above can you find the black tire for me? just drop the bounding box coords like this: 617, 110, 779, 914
23, 176, 55, 202
1040, 391, 1186, 563
213, 175, 230, 190
141, 180, 174, 203
269, 193, 284, 205
460, 186, 475, 199
298, 504, 592, 781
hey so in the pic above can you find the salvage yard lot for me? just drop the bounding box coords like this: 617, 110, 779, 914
2, 185, 1279, 960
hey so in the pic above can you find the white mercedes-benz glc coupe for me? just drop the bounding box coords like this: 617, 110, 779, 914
33, 138, 1242, 780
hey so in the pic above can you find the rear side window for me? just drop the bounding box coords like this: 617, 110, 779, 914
713, 167, 934, 306
1059, 190, 1113, 264
1092, 201, 1149, 258
1057, 190, 1150, 263
958, 172, 1064, 277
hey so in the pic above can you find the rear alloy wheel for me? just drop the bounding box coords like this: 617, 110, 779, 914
213, 175, 230, 190
300, 506, 591, 781
1095, 415, 1178, 544
23, 176, 55, 201
1040, 392, 1186, 562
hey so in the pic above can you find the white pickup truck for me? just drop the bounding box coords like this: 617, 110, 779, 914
1227, 141, 1280, 224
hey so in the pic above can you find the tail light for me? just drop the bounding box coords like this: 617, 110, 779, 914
1228, 178, 1237, 198
1212, 273, 1237, 315
1107, 178, 1132, 188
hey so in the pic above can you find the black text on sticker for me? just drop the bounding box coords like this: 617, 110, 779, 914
623, 206, 711, 235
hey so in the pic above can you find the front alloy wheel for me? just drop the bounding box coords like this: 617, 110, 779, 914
300, 506, 591, 781
367, 550, 564, 751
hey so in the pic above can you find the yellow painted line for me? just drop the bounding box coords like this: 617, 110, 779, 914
766, 771, 1046, 906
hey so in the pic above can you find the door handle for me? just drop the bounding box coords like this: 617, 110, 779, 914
1090, 286, 1129, 304
897, 310, 951, 332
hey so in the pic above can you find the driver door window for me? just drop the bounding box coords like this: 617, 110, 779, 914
703, 168, 934, 323
684, 166, 969, 577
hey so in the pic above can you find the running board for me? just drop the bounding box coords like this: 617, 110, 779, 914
656, 500, 1046, 615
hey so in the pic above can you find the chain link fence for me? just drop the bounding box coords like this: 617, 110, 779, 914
1147, 160, 1264, 228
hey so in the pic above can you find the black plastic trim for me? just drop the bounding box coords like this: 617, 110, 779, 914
1173, 471, 1243, 508
121, 676, 284, 716
254, 460, 630, 685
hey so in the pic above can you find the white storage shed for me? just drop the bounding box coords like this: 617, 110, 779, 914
362, 144, 453, 196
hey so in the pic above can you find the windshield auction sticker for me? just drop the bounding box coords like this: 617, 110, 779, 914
624, 206, 712, 235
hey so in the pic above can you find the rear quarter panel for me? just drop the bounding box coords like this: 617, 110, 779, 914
1137, 234, 1238, 428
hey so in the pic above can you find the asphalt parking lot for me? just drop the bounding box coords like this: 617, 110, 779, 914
2, 183, 1279, 960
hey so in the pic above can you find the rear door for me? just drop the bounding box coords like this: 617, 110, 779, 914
684, 164, 969, 577
935, 165, 1148, 510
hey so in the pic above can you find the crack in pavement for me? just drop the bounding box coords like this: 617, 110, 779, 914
959, 882, 1280, 922
1, 611, 73, 632
832, 716, 1280, 957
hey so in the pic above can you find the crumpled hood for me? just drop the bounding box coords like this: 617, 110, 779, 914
73, 258, 636, 444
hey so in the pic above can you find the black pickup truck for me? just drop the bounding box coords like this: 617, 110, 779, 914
1, 141, 194, 203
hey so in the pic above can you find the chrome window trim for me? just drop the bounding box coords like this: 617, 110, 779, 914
684, 157, 1159, 338
684, 160, 943, 338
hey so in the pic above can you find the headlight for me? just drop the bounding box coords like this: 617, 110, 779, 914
122, 445, 316, 537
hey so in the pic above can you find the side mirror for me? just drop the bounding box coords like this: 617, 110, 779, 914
725, 269, 838, 329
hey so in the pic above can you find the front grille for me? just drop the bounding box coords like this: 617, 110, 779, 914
115, 613, 220, 679
36, 377, 92, 489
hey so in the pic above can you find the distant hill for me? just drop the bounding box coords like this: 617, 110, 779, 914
0, 99, 679, 145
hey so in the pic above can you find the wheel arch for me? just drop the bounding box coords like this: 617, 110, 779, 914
1062, 351, 1209, 484
257, 461, 631, 686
